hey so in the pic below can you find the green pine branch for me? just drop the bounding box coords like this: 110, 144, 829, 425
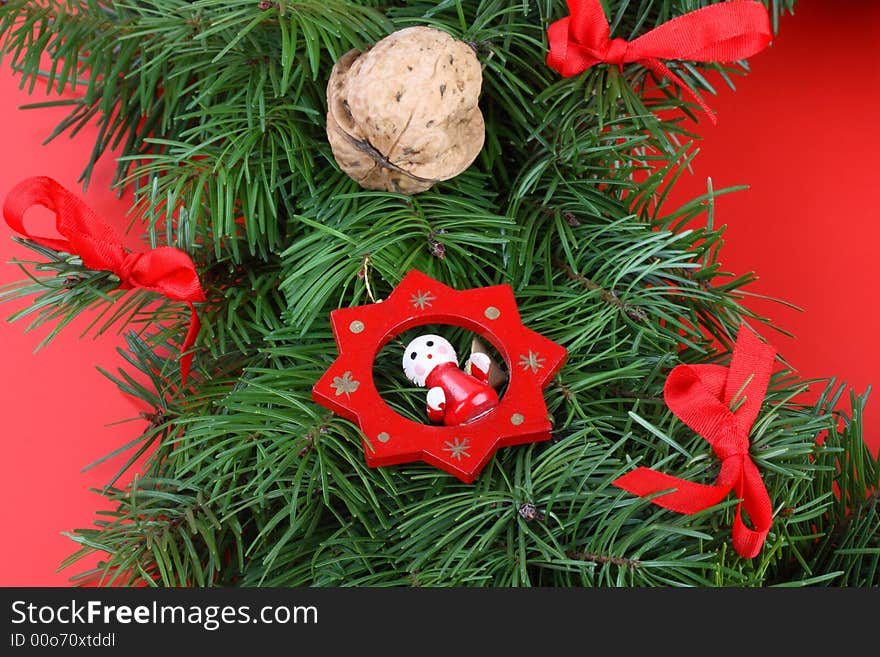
2, 0, 876, 587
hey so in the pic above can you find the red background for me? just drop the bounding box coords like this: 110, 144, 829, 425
1, 1, 878, 586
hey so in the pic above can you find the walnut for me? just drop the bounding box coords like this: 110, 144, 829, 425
326, 26, 485, 194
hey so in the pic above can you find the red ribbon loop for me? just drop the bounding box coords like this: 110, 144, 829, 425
546, 0, 773, 124
3, 176, 206, 382
614, 325, 776, 558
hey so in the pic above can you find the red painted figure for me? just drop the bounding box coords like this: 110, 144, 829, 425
402, 334, 499, 425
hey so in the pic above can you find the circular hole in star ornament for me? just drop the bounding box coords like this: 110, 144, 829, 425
372, 324, 509, 426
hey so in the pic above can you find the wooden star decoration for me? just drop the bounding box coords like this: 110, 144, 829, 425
312, 269, 567, 483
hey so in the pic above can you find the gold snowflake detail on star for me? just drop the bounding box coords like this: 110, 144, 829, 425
410, 289, 437, 310
443, 437, 471, 460
519, 350, 545, 374
331, 371, 360, 398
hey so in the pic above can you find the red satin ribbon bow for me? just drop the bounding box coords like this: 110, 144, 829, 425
3, 176, 206, 382
614, 325, 776, 558
546, 0, 772, 124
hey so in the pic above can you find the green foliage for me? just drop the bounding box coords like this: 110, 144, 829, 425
2, 0, 876, 587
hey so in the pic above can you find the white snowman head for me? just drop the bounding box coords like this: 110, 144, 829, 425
402, 334, 457, 387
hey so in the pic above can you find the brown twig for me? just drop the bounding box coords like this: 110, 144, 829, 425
140, 409, 169, 428
554, 258, 648, 322
553, 379, 574, 403
567, 550, 641, 568
298, 420, 331, 458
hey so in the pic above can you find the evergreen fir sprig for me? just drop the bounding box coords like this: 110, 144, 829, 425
1, 0, 875, 587
0, 238, 161, 346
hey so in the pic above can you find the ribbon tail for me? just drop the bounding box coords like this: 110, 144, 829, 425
731, 458, 773, 558
614, 467, 730, 514
179, 301, 201, 383
627, 2, 772, 63
641, 58, 716, 125
3, 177, 76, 253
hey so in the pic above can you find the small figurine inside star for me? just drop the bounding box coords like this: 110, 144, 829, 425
402, 333, 500, 426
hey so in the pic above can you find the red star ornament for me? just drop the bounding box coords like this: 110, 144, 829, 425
312, 270, 567, 482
